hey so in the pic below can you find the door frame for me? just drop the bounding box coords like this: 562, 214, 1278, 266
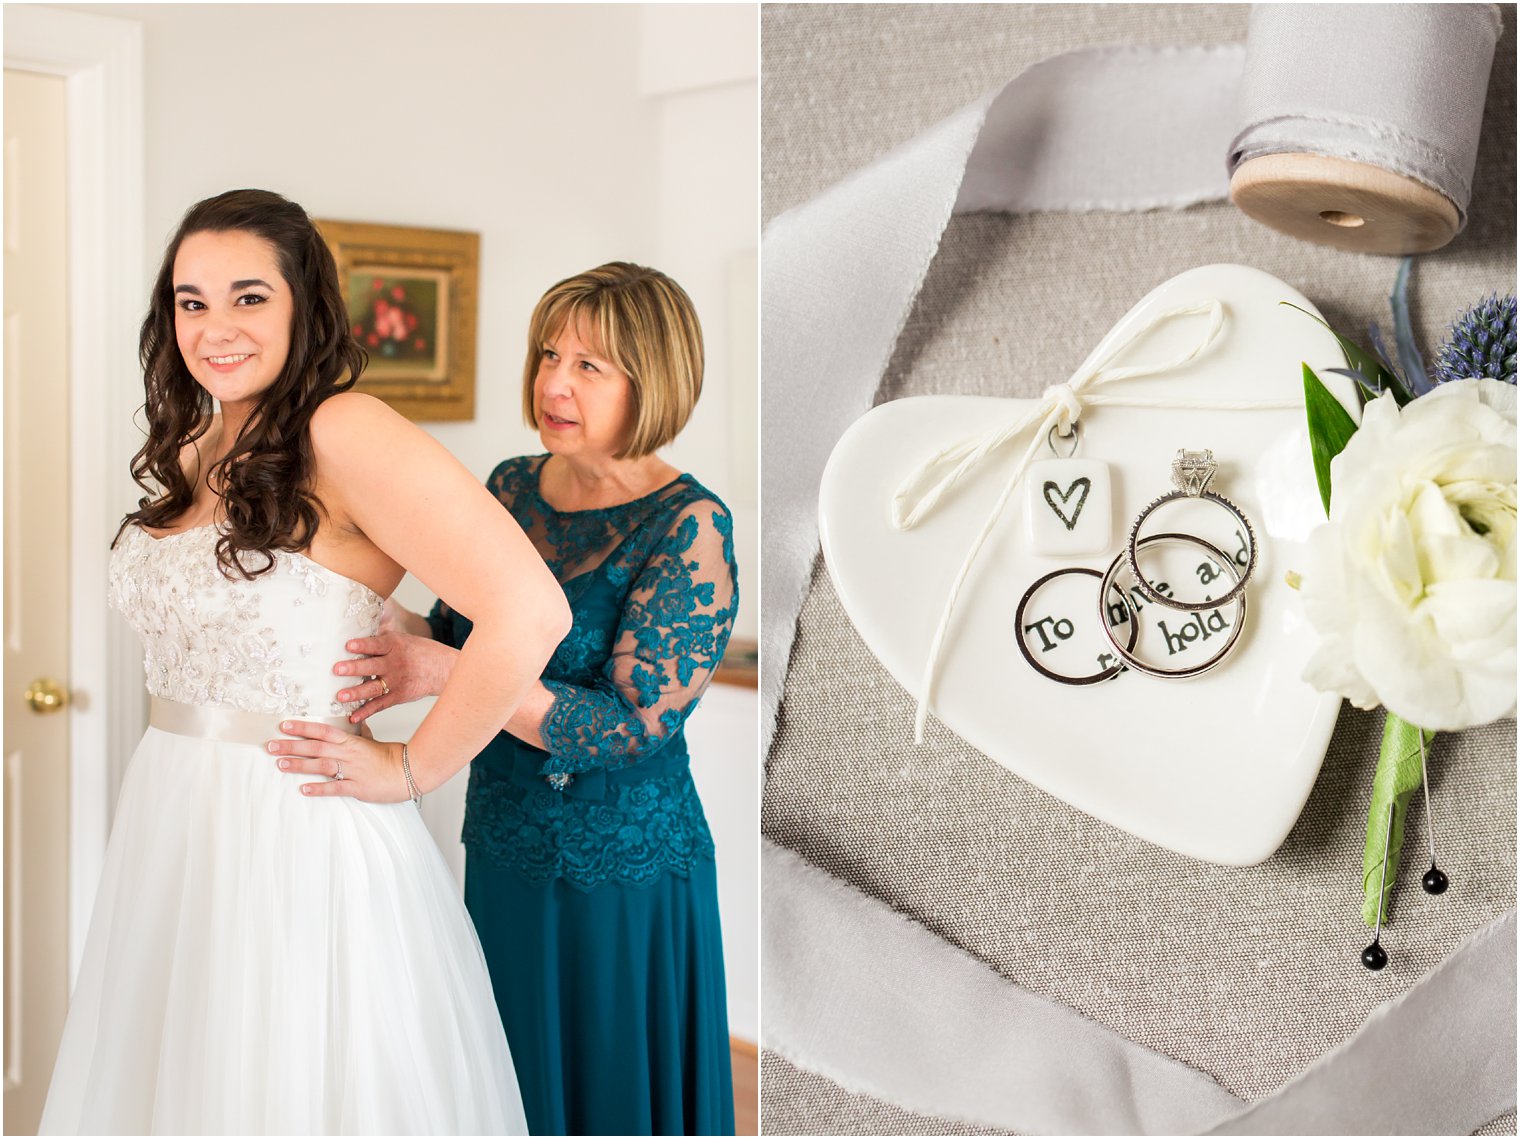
5, 5, 144, 983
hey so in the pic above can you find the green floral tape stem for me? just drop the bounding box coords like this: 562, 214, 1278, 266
1363, 713, 1438, 927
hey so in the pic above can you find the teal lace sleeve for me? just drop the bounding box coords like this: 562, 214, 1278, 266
538, 500, 737, 775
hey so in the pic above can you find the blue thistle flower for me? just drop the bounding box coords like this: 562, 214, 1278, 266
1433, 293, 1516, 386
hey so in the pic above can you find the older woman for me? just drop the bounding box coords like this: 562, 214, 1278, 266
337, 262, 738, 1135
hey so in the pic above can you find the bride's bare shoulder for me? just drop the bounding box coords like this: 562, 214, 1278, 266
308, 391, 414, 451
307, 392, 441, 516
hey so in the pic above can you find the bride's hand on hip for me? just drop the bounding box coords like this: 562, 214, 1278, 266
267, 722, 409, 802
332, 631, 458, 724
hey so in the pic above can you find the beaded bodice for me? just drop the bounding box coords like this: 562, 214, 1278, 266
432, 456, 738, 890
109, 524, 384, 718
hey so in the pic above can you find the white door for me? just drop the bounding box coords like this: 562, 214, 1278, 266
3, 66, 73, 1137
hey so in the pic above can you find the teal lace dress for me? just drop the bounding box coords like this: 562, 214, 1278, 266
428, 456, 737, 1136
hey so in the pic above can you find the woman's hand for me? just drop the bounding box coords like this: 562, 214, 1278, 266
267, 721, 411, 802
333, 631, 459, 724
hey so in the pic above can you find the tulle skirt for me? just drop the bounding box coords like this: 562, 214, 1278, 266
40, 726, 527, 1135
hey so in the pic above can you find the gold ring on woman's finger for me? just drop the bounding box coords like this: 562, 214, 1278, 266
334, 758, 345, 781
379, 677, 390, 697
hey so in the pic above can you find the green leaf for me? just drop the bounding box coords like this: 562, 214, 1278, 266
1303, 363, 1358, 516
1362, 714, 1437, 927
1281, 301, 1410, 405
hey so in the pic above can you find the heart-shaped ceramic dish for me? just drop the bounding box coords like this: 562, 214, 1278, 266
819, 264, 1356, 866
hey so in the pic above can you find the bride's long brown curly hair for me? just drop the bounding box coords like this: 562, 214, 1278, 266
117, 189, 366, 578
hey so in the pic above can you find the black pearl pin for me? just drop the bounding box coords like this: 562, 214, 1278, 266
1416, 731, 1449, 895
1361, 802, 1395, 971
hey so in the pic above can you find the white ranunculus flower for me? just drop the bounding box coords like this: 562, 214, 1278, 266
1299, 378, 1517, 730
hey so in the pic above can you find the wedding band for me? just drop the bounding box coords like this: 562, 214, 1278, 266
334, 758, 345, 781
379, 677, 390, 697
1099, 532, 1247, 679
1014, 566, 1138, 685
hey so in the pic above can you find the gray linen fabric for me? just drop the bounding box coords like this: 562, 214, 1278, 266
762, 841, 1514, 1135
762, 1053, 1012, 1137
761, 3, 1518, 1134
763, 1055, 1520, 1137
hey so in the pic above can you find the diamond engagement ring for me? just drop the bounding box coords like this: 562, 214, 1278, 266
334, 758, 345, 781
1171, 448, 1218, 496
379, 677, 390, 697
1124, 449, 1258, 613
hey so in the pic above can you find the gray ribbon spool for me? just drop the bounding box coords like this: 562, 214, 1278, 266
1228, 3, 1502, 254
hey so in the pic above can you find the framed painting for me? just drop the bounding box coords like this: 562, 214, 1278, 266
314, 219, 479, 421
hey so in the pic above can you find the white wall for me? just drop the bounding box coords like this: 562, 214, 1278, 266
645, 8, 760, 643
58, 0, 758, 1043
95, 2, 657, 485
638, 4, 760, 1043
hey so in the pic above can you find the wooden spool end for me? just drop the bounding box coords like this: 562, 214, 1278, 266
1230, 152, 1460, 255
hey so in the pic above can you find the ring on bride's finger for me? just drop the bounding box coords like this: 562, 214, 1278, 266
379, 677, 390, 697
334, 758, 345, 781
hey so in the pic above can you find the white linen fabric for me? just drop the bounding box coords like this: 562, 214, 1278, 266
39, 524, 527, 1136
763, 840, 1518, 1136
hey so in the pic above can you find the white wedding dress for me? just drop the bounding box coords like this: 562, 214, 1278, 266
40, 524, 528, 1135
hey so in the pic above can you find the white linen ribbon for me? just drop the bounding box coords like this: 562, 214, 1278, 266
1229, 4, 1501, 226
891, 300, 1302, 743
763, 839, 1518, 1136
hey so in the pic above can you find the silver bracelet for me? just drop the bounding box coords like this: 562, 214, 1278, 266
401, 742, 422, 809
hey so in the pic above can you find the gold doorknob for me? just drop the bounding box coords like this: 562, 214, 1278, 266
24, 678, 67, 714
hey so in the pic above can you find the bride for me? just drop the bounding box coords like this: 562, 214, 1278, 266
39, 189, 568, 1135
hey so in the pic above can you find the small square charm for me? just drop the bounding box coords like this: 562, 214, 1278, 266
1025, 458, 1111, 556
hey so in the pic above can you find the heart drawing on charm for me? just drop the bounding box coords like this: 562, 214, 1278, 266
817, 265, 1357, 865
1042, 478, 1090, 531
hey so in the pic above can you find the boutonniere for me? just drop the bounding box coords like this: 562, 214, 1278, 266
1287, 268, 1516, 969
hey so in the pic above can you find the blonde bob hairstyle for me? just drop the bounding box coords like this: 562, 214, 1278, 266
522, 262, 704, 460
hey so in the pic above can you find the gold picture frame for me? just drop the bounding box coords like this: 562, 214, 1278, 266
315, 219, 479, 421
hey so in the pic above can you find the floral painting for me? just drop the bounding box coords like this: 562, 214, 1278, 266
347, 269, 448, 381
316, 219, 479, 420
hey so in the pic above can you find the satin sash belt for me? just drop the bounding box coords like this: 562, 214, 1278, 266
149, 696, 359, 747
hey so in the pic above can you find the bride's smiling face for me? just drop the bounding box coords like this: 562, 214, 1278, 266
172, 229, 294, 411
